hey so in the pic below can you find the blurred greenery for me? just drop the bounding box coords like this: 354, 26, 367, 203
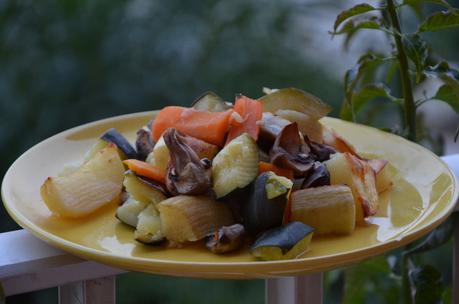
1, 0, 459, 303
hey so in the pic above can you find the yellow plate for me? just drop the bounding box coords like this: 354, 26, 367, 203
2, 112, 458, 279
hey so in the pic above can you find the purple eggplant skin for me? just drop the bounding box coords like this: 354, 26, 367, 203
101, 128, 138, 159
243, 172, 288, 236
251, 221, 314, 253
302, 162, 330, 188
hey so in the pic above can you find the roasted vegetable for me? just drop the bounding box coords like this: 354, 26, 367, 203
123, 171, 167, 205
41, 144, 125, 218
163, 128, 212, 195
309, 141, 336, 162
368, 159, 395, 193
290, 185, 356, 235
212, 133, 259, 198
258, 112, 290, 151
258, 161, 294, 180
325, 153, 378, 224
226, 95, 263, 144
147, 133, 219, 171
259, 87, 332, 119
243, 172, 292, 236
135, 204, 164, 244
146, 136, 170, 171
301, 162, 330, 188
270, 123, 314, 176
192, 91, 232, 112
158, 195, 234, 242
205, 224, 245, 254
116, 195, 149, 227
250, 221, 314, 260
123, 159, 166, 184
100, 128, 138, 159
275, 109, 323, 143
136, 126, 155, 160
322, 126, 358, 156
151, 106, 233, 146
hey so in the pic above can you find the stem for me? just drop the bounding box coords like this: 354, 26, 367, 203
386, 0, 417, 141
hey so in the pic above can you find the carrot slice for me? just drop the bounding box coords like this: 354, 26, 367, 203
226, 95, 262, 144
258, 161, 294, 180
151, 106, 232, 146
123, 159, 166, 184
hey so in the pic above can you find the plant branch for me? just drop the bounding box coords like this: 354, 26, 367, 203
387, 0, 417, 141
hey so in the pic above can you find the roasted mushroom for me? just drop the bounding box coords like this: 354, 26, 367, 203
205, 224, 245, 254
136, 126, 156, 161
163, 128, 212, 195
269, 123, 314, 176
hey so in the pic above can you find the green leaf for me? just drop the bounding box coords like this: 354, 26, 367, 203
433, 84, 459, 112
404, 212, 459, 256
402, 34, 428, 83
343, 256, 394, 304
333, 3, 377, 31
333, 16, 383, 35
408, 264, 444, 304
404, 0, 452, 10
341, 83, 398, 120
419, 9, 459, 32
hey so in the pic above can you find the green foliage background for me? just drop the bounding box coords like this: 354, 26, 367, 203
1, 1, 458, 303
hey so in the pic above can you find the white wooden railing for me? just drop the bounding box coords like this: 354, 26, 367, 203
1, 154, 459, 304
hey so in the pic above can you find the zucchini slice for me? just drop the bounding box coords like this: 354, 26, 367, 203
212, 133, 259, 198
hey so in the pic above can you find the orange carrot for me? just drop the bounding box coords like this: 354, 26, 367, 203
226, 95, 262, 144
123, 159, 166, 184
151, 106, 232, 146
258, 161, 294, 180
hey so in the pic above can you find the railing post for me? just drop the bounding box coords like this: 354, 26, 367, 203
59, 276, 116, 304
265, 273, 323, 304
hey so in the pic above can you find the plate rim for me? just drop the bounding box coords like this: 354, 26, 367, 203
2, 112, 458, 276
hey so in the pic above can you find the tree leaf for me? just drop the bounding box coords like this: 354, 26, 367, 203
408, 264, 444, 304
404, 0, 452, 10
433, 84, 459, 112
333, 16, 383, 35
333, 3, 377, 31
341, 83, 397, 120
404, 212, 459, 256
402, 34, 428, 83
343, 256, 394, 304
419, 9, 459, 32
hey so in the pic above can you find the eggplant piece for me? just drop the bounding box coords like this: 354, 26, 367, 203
116, 195, 149, 228
302, 162, 330, 188
205, 224, 245, 254
136, 127, 155, 161
309, 141, 337, 162
269, 123, 314, 176
135, 204, 165, 244
250, 221, 314, 260
100, 128, 138, 159
192, 91, 232, 112
243, 172, 291, 236
163, 128, 212, 195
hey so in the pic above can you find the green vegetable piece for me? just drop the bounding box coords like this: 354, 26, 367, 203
192, 91, 232, 112
250, 222, 314, 260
